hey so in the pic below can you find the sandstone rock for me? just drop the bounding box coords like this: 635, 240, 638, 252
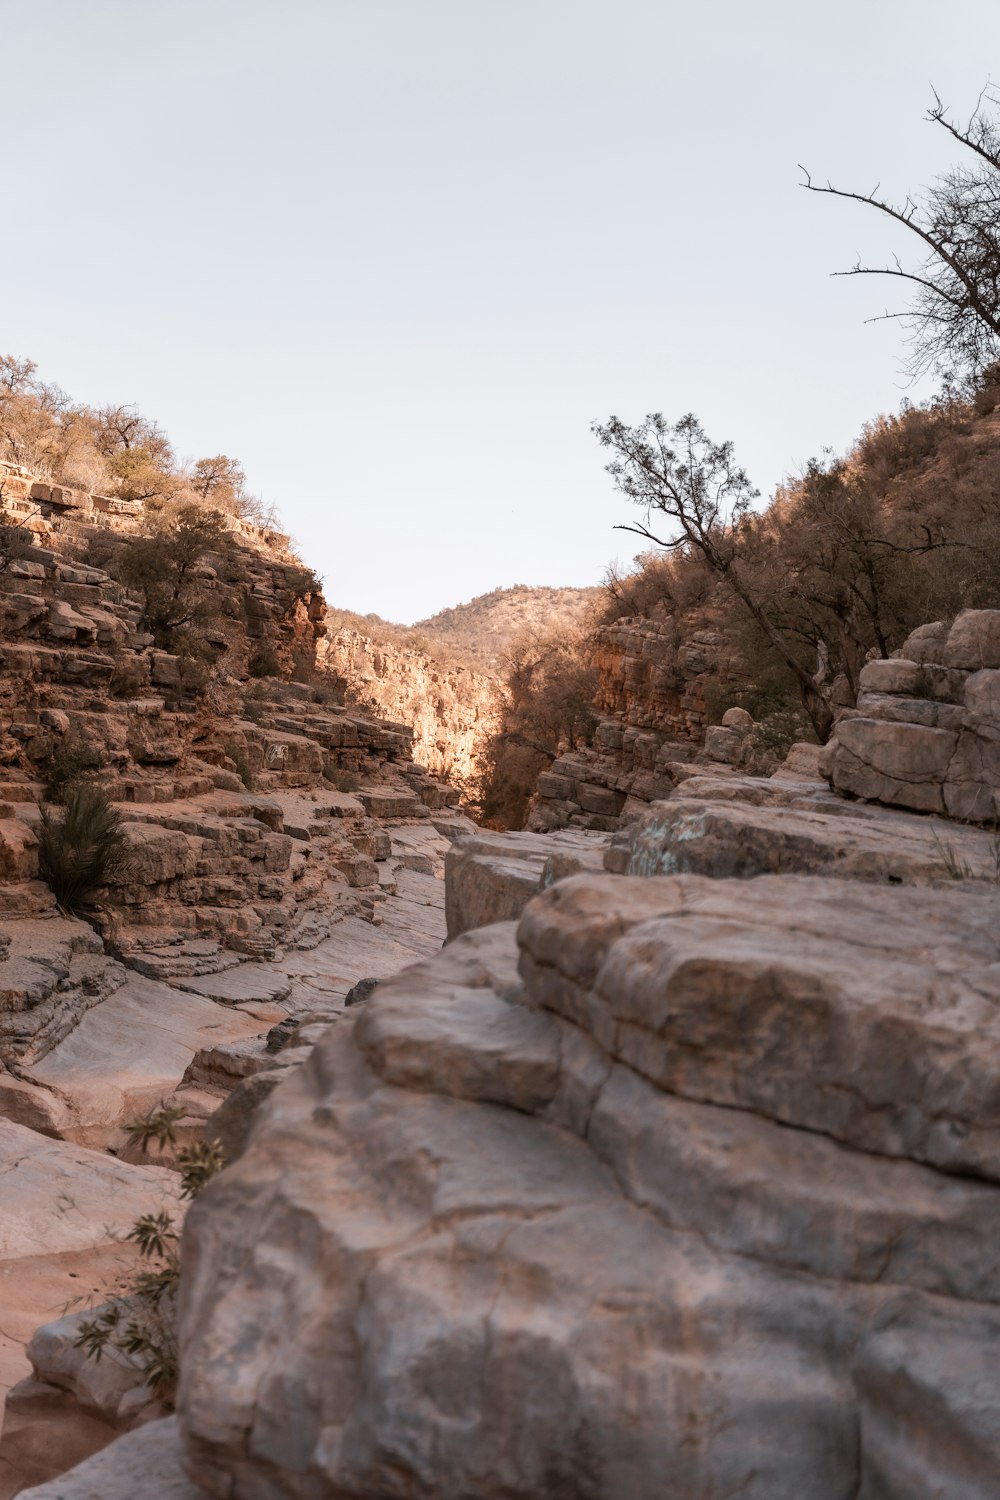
720, 705, 754, 729
899, 619, 949, 663
943, 607, 1000, 669
776, 740, 824, 779
825, 717, 956, 813
824, 622, 1000, 823
21, 1309, 154, 1427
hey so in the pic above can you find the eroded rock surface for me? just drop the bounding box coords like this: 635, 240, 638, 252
0, 1120, 180, 1498
824, 609, 1000, 822
174, 871, 1000, 1499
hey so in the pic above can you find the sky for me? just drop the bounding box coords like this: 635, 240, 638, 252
3, 0, 999, 622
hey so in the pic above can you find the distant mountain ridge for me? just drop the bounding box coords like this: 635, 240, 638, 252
320, 583, 601, 795
415, 583, 600, 666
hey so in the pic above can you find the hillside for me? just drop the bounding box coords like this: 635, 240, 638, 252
319, 585, 601, 800
416, 583, 600, 666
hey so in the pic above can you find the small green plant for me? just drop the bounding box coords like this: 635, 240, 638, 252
74, 1106, 225, 1402
38, 782, 130, 912
41, 734, 104, 803
225, 742, 256, 790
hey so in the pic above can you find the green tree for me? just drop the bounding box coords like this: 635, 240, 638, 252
113, 505, 233, 647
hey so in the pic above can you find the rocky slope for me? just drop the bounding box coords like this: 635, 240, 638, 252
0, 461, 480, 1494
35, 674, 996, 1499
8, 418, 1000, 1500
319, 586, 600, 801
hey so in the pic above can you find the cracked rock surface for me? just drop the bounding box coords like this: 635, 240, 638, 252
175, 870, 1000, 1499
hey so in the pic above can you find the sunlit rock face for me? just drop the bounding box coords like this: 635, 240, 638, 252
176, 870, 1000, 1500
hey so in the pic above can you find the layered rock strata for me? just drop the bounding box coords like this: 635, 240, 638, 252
824, 608, 1000, 822
318, 623, 499, 796
168, 863, 1000, 1499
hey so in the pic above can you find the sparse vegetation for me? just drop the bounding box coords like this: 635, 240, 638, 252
74, 1104, 225, 1402
38, 781, 130, 912
41, 734, 104, 804
476, 627, 598, 829
248, 639, 282, 678
933, 831, 1000, 883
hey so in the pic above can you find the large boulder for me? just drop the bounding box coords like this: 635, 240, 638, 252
175, 872, 1000, 1498
824, 613, 1000, 823
604, 780, 1000, 884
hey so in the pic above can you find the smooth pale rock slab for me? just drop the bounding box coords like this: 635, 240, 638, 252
0, 1119, 180, 1483
175, 892, 1000, 1498
16, 1417, 202, 1499
445, 828, 608, 939
172, 964, 291, 1007
0, 1118, 179, 1261
31, 976, 268, 1145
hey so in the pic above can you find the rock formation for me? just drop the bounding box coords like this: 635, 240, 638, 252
824, 609, 1000, 823
8, 456, 1000, 1500
0, 458, 479, 1493
317, 620, 499, 795
170, 840, 1000, 1498
319, 586, 599, 804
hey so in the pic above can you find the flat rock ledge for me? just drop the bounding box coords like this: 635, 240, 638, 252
17, 1417, 200, 1499
173, 871, 1000, 1500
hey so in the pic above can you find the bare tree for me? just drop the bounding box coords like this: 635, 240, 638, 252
594, 412, 835, 740
801, 86, 1000, 380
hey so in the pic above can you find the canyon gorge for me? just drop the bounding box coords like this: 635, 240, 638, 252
2, 371, 1000, 1500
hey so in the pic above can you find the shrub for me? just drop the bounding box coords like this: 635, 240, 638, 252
176, 650, 211, 697
38, 782, 130, 912
41, 734, 104, 803
109, 655, 148, 698
742, 708, 813, 775
248, 640, 281, 678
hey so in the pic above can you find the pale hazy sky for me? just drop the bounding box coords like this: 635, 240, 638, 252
3, 0, 998, 621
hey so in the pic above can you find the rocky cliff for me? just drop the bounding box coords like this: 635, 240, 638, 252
0, 455, 483, 1493
317, 621, 498, 795
319, 586, 600, 803
11, 615, 1000, 1500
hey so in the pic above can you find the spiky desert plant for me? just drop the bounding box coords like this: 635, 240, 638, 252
75, 1105, 225, 1401
38, 781, 130, 912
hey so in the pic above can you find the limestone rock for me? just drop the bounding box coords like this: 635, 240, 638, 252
16, 1418, 201, 1500
175, 872, 1000, 1498
820, 615, 1000, 823
445, 827, 608, 938
604, 786, 1000, 885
